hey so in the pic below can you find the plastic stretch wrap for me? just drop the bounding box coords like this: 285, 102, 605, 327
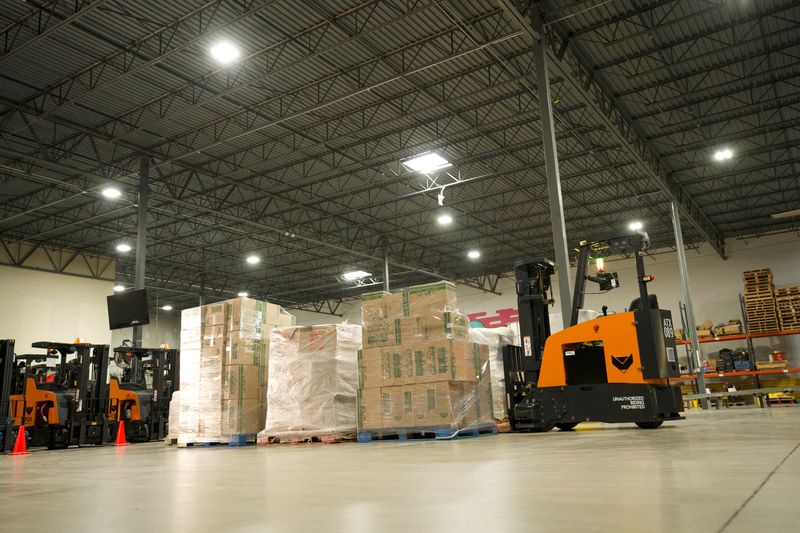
166, 391, 181, 443
177, 298, 286, 444
358, 282, 494, 435
259, 324, 361, 440
468, 327, 518, 421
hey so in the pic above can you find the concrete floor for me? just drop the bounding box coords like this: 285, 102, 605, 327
1, 407, 799, 533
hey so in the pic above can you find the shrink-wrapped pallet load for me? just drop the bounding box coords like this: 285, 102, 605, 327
176, 297, 293, 446
357, 282, 495, 441
467, 327, 517, 422
258, 324, 361, 444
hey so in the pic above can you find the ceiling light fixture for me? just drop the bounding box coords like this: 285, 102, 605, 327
102, 187, 122, 199
771, 209, 800, 220
238, 291, 248, 298
713, 148, 733, 161
161, 305, 173, 311
437, 214, 453, 226
628, 221, 644, 231
342, 270, 372, 281
467, 250, 480, 260
116, 243, 132, 253
402, 152, 452, 174
209, 41, 240, 64
113, 285, 126, 292
246, 255, 260, 265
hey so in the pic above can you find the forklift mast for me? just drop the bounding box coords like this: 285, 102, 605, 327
570, 231, 650, 326
1, 339, 15, 452
515, 259, 556, 373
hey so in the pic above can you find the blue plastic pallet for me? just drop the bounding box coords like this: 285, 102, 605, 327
176, 433, 257, 448
357, 424, 496, 443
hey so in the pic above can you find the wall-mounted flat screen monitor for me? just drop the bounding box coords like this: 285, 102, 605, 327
107, 289, 150, 330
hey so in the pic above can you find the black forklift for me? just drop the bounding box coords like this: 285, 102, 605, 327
5, 341, 113, 449
503, 232, 684, 431
109, 343, 180, 441
1, 339, 17, 452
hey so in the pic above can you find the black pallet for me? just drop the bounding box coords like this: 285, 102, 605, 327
357, 424, 496, 443
176, 433, 257, 448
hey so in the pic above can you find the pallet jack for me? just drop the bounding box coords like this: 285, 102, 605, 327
3, 341, 112, 448
503, 231, 684, 431
108, 344, 179, 442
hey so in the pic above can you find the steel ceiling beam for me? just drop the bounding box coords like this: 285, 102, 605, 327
496, 0, 726, 258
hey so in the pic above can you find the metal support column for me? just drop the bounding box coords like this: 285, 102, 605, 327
133, 156, 149, 347
533, 9, 572, 328
671, 201, 709, 409
199, 274, 205, 306
382, 237, 390, 292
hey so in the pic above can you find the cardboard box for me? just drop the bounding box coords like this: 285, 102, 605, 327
359, 345, 414, 388
226, 329, 268, 366
719, 324, 742, 335
404, 281, 457, 316
361, 291, 391, 322
362, 318, 401, 348
361, 291, 406, 321
222, 364, 263, 400
360, 340, 485, 388
202, 302, 230, 326
359, 381, 467, 430
221, 398, 265, 434
229, 299, 277, 331
696, 329, 713, 338
674, 328, 684, 341
415, 312, 470, 341
697, 320, 713, 331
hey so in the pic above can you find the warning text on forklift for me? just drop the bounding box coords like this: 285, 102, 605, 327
612, 396, 646, 409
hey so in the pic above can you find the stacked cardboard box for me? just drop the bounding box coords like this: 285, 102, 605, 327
177, 298, 292, 444
357, 282, 494, 435
743, 269, 779, 333
258, 324, 361, 443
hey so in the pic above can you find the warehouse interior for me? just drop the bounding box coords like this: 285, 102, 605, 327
0, 1, 799, 532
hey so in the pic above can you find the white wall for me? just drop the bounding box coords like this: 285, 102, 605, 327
0, 265, 114, 354
292, 232, 800, 365
111, 310, 181, 349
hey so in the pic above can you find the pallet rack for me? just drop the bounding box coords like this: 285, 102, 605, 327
677, 296, 799, 393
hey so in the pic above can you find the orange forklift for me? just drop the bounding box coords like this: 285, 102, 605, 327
3, 341, 112, 449
503, 231, 684, 431
108, 343, 179, 442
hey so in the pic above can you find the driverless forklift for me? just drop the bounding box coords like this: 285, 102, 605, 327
5, 341, 112, 448
108, 344, 179, 441
503, 231, 684, 431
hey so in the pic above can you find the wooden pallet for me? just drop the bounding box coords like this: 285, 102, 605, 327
357, 423, 497, 443
176, 433, 257, 448
775, 286, 800, 298
257, 431, 355, 445
768, 396, 797, 405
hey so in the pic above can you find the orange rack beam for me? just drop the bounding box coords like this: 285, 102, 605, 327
676, 329, 800, 345
672, 368, 800, 381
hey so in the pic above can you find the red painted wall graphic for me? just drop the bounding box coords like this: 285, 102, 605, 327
467, 308, 519, 328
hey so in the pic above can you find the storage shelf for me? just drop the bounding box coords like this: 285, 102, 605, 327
672, 368, 800, 381
676, 328, 800, 345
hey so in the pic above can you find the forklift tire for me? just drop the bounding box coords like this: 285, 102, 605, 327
555, 423, 579, 431
635, 421, 664, 429
530, 423, 554, 433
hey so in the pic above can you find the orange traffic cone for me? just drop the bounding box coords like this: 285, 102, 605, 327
8, 426, 31, 456
114, 420, 130, 446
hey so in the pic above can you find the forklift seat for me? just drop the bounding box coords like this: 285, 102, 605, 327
629, 294, 659, 311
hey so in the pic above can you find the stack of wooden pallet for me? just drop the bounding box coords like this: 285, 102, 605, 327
743, 269, 779, 333
775, 285, 800, 331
